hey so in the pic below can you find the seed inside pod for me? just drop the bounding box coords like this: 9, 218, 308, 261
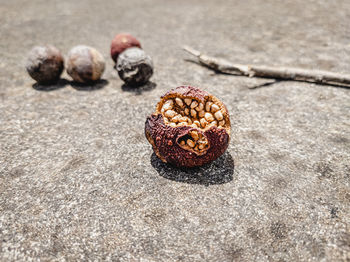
179, 116, 188, 123
190, 131, 199, 141
193, 120, 200, 127
204, 112, 214, 122
196, 103, 204, 111
211, 104, 220, 113
145, 85, 231, 167
205, 101, 213, 112
164, 110, 176, 118
200, 118, 208, 128
214, 110, 223, 120
190, 109, 197, 118
198, 110, 205, 118
219, 120, 225, 126
184, 98, 192, 106
162, 99, 173, 110
175, 98, 184, 107
187, 139, 195, 148
171, 115, 181, 123
190, 101, 198, 109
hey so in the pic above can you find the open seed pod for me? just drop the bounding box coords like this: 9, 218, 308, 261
145, 86, 231, 167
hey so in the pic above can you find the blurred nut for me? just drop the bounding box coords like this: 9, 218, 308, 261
67, 45, 105, 83
116, 47, 153, 87
26, 45, 64, 84
110, 33, 141, 62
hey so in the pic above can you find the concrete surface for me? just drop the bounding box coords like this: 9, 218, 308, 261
1, 0, 350, 261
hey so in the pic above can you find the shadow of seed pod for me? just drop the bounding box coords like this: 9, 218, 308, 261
26, 45, 64, 84
145, 86, 231, 168
110, 33, 141, 62
67, 45, 105, 83
116, 47, 153, 87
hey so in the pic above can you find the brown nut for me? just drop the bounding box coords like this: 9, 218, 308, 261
145, 86, 231, 167
26, 45, 64, 84
67, 45, 105, 83
110, 33, 141, 62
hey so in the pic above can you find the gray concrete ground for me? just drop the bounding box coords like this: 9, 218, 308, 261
1, 0, 350, 261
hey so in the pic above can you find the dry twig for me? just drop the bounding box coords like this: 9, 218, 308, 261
183, 46, 350, 88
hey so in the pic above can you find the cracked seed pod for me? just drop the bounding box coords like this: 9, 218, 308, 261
110, 33, 141, 62
67, 45, 105, 83
145, 86, 231, 167
26, 45, 64, 84
116, 47, 153, 87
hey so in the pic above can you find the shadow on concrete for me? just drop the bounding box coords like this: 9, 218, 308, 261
150, 152, 234, 186
121, 81, 156, 95
32, 78, 70, 91
70, 79, 109, 91
248, 80, 281, 89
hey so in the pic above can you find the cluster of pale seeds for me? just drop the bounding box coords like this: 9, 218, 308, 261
178, 130, 208, 153
160, 97, 226, 129
160, 96, 226, 153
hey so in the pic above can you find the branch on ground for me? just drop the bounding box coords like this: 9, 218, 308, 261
183, 45, 350, 88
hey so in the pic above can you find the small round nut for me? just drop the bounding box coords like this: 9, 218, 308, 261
26, 45, 64, 84
116, 47, 153, 87
110, 33, 141, 62
145, 86, 231, 167
67, 45, 105, 83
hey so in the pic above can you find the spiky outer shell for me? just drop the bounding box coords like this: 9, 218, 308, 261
110, 33, 141, 62
145, 86, 231, 167
26, 45, 64, 84
67, 45, 105, 83
116, 47, 153, 87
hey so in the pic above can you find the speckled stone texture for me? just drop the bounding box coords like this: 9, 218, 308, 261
0, 0, 349, 261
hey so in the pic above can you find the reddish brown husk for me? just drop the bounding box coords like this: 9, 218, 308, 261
145, 86, 231, 167
110, 33, 141, 62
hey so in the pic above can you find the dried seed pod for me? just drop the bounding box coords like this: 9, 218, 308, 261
110, 33, 141, 62
145, 86, 231, 167
67, 45, 105, 83
26, 45, 64, 84
116, 47, 153, 87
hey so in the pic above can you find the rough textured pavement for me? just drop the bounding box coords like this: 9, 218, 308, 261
1, 0, 350, 261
